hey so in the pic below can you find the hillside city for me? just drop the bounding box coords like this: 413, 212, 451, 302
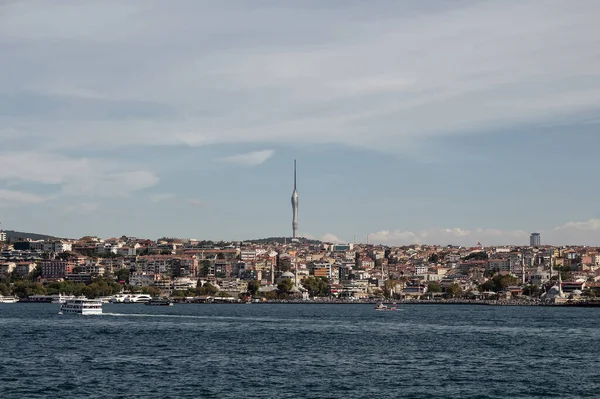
0, 230, 599, 304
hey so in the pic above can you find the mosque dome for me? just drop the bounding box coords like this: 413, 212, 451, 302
281, 271, 295, 279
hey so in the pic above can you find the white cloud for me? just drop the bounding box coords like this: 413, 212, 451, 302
321, 233, 344, 243
0, 189, 46, 206
0, 1, 597, 154
0, 152, 158, 197
369, 219, 600, 246
61, 202, 101, 214
150, 193, 175, 203
186, 198, 203, 207
221, 150, 274, 166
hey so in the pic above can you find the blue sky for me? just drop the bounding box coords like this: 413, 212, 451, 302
1, 0, 600, 245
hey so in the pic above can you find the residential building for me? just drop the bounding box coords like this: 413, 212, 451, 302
40, 260, 76, 279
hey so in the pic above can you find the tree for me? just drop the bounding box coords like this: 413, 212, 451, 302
115, 268, 130, 283
247, 280, 260, 296
445, 283, 462, 298
198, 260, 211, 277
427, 281, 442, 293
464, 252, 488, 261
277, 278, 294, 295
199, 282, 218, 296
141, 286, 162, 297
302, 276, 328, 297
0, 282, 9, 296
428, 253, 439, 263
479, 275, 518, 293
522, 284, 540, 297
383, 279, 399, 298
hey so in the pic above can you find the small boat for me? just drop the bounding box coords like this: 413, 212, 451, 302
374, 302, 398, 311
145, 297, 173, 306
60, 297, 103, 315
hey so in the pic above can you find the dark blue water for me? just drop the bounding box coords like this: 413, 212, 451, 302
1, 303, 598, 398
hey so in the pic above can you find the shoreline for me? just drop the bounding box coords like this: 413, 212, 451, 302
12, 299, 600, 307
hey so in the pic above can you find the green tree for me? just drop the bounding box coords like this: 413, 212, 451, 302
522, 284, 540, 297
0, 282, 9, 296
445, 283, 462, 298
199, 282, 218, 296
302, 276, 328, 297
199, 260, 211, 277
115, 268, 130, 283
141, 286, 162, 297
247, 280, 260, 296
277, 278, 294, 295
427, 281, 442, 293
13, 281, 46, 297
464, 252, 488, 261
479, 274, 519, 293
428, 253, 439, 263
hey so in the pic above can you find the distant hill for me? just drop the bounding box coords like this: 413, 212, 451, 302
245, 237, 322, 245
2, 230, 60, 242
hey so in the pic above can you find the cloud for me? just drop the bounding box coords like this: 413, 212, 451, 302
0, 151, 158, 197
221, 150, 274, 166
321, 233, 344, 243
0, 189, 46, 206
0, 1, 598, 154
368, 219, 600, 246
149, 193, 175, 203
61, 202, 101, 214
186, 198, 203, 207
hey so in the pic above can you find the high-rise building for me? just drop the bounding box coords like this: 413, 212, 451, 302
530, 232, 541, 247
291, 160, 299, 239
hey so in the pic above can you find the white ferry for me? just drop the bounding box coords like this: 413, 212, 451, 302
0, 295, 19, 303
59, 297, 103, 315
123, 294, 152, 304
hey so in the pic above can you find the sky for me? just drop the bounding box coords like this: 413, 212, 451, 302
1, 0, 600, 245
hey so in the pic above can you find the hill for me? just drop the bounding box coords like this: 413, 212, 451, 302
2, 230, 59, 242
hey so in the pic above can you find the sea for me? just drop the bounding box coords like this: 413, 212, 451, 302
0, 303, 598, 399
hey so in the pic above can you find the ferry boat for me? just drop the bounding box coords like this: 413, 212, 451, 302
123, 294, 152, 304
0, 295, 19, 303
59, 297, 103, 315
145, 297, 173, 306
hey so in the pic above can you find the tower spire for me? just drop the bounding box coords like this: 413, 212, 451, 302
291, 160, 299, 239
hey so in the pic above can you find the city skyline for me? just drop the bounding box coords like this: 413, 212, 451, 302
1, 1, 600, 245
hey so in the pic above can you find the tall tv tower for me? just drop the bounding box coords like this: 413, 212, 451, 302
291, 160, 299, 239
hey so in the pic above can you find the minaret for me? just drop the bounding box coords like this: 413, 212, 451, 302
291, 160, 299, 239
